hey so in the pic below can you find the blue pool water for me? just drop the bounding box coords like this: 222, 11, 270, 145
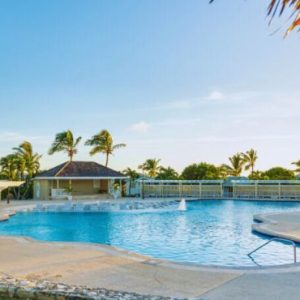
1, 200, 300, 267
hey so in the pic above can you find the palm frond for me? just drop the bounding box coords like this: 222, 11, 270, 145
210, 0, 300, 36
112, 143, 126, 150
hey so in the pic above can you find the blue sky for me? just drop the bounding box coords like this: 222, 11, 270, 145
0, 0, 299, 173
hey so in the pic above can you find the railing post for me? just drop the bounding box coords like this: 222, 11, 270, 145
199, 182, 202, 199
179, 181, 182, 198
248, 237, 297, 265
255, 181, 258, 199
278, 183, 281, 200
220, 182, 223, 199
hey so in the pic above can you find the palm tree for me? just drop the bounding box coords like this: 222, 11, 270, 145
123, 167, 139, 195
242, 149, 258, 175
222, 153, 245, 177
292, 160, 300, 174
14, 141, 41, 178
156, 166, 179, 180
218, 165, 229, 179
0, 154, 26, 200
0, 154, 21, 181
85, 130, 126, 167
138, 159, 161, 178
209, 0, 300, 36
13, 141, 42, 199
48, 130, 81, 161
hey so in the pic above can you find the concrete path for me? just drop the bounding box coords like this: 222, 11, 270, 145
200, 271, 300, 300
0, 237, 300, 299
0, 236, 241, 299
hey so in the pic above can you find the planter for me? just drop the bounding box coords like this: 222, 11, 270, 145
67, 195, 73, 201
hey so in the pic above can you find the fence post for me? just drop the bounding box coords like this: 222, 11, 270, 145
179, 181, 182, 198
220, 182, 223, 199
255, 182, 258, 199
199, 182, 202, 199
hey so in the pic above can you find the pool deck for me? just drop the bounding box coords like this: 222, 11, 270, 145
253, 211, 300, 243
1, 200, 300, 299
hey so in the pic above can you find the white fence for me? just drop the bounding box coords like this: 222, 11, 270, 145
139, 180, 300, 200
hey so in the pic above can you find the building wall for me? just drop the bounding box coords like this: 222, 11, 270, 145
34, 180, 49, 200
34, 179, 110, 200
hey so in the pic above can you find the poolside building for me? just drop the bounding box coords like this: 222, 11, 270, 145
33, 161, 128, 200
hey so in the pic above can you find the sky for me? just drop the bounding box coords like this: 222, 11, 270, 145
0, 0, 299, 173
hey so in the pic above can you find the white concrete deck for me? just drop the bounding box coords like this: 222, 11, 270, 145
253, 211, 300, 243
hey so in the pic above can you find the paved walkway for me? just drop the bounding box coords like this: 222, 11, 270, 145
1, 236, 300, 299
0, 236, 241, 298
1, 201, 300, 299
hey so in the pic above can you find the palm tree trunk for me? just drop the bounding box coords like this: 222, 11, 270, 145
22, 179, 32, 199
105, 153, 109, 167
7, 187, 10, 204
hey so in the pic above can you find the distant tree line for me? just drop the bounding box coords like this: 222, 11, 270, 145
127, 150, 300, 182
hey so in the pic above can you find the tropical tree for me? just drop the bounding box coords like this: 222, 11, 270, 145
85, 130, 126, 167
0, 154, 21, 181
14, 141, 41, 178
48, 130, 81, 161
138, 159, 161, 178
248, 170, 269, 180
13, 141, 42, 198
264, 167, 295, 180
0, 141, 42, 199
210, 0, 300, 36
218, 164, 229, 179
123, 167, 139, 195
292, 160, 300, 174
222, 153, 245, 177
156, 167, 179, 180
181, 163, 222, 180
0, 154, 25, 200
242, 149, 258, 175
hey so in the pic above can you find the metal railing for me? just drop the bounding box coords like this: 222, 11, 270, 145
248, 237, 297, 266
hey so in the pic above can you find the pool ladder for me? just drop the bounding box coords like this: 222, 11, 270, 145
248, 237, 297, 266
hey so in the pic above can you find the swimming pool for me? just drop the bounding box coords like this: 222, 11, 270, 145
1, 200, 300, 267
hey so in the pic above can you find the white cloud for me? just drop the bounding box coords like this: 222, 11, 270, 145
203, 90, 261, 103
0, 132, 48, 143
129, 121, 151, 133
205, 90, 225, 101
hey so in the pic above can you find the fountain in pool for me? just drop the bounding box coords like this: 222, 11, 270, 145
178, 198, 187, 211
